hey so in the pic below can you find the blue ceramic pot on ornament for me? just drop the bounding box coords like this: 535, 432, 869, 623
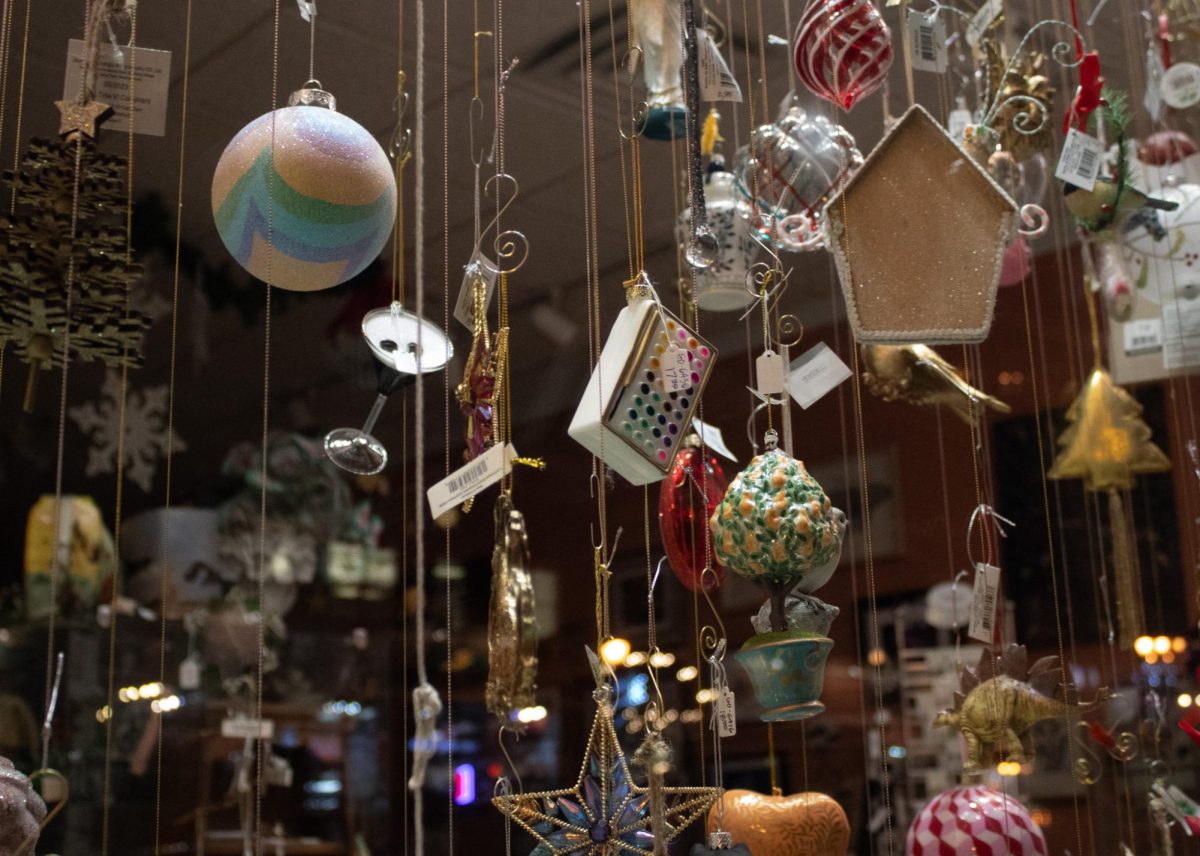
734, 634, 833, 721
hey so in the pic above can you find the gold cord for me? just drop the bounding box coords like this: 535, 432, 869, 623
153, 0, 192, 852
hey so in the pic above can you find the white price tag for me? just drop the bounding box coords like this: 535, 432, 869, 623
426, 441, 516, 518
453, 251, 499, 330
1123, 318, 1163, 355
907, 9, 947, 73
221, 716, 276, 740
179, 657, 201, 690
296, 0, 316, 22
661, 345, 693, 392
1162, 62, 1200, 110
1164, 299, 1200, 369
696, 28, 742, 102
947, 108, 972, 142
1055, 128, 1104, 191
714, 689, 737, 737
692, 418, 737, 462
965, 0, 1002, 47
787, 342, 852, 409
1145, 51, 1166, 122
967, 562, 1001, 643
62, 39, 171, 137
756, 349, 786, 395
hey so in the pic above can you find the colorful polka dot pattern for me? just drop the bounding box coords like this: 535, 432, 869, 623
709, 448, 841, 583
906, 786, 1047, 856
212, 106, 397, 292
612, 318, 712, 467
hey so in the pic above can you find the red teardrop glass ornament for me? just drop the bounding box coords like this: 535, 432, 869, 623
658, 443, 729, 592
794, 0, 893, 111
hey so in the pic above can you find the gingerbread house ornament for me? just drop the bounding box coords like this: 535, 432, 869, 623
823, 104, 1020, 345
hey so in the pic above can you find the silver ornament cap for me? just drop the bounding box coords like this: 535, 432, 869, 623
287, 79, 336, 110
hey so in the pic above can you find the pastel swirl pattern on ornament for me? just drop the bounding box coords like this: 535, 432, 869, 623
212, 108, 396, 292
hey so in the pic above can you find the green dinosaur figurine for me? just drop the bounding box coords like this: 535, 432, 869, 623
934, 643, 1110, 772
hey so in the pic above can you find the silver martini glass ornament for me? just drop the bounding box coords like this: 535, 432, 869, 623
324, 302, 453, 475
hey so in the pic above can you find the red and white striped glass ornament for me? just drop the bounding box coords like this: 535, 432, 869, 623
794, 0, 893, 111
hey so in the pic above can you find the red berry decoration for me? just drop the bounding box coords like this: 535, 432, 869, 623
794, 0, 893, 111
658, 441, 728, 592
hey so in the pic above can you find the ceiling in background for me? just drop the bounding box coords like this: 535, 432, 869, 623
0, 0, 1141, 506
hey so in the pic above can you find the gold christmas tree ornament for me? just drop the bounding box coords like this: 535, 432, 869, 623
1048, 366, 1170, 648
1048, 368, 1171, 491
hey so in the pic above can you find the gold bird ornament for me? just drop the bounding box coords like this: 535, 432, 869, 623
860, 344, 1011, 424
1063, 179, 1178, 232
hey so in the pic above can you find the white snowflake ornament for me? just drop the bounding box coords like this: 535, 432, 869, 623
70, 370, 186, 492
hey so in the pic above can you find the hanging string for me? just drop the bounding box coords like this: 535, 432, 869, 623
6, 0, 30, 212
152, 0, 193, 852
101, 5, 137, 853
441, 0, 456, 847
254, 0, 281, 852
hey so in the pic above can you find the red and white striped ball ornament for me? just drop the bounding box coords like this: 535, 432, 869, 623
907, 785, 1047, 856
794, 0, 893, 111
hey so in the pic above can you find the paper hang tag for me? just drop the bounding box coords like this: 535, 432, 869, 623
178, 656, 201, 690
62, 39, 171, 137
426, 441, 516, 518
661, 345, 693, 392
787, 342, 852, 409
756, 350, 786, 395
965, 0, 1002, 47
906, 9, 947, 74
1145, 51, 1166, 122
296, 0, 316, 22
1055, 128, 1104, 192
967, 562, 1001, 643
714, 688, 737, 737
692, 417, 737, 462
221, 716, 276, 740
1162, 62, 1200, 110
1124, 318, 1163, 356
265, 753, 294, 787
696, 28, 742, 103
453, 251, 499, 330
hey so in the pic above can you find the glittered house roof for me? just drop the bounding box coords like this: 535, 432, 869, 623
823, 103, 1019, 345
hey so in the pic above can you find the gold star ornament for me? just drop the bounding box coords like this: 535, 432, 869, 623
493, 684, 718, 855
54, 99, 112, 139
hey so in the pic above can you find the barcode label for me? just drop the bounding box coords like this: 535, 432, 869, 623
965, 0, 1002, 47
1162, 61, 1200, 110
426, 441, 516, 518
968, 562, 1001, 643
907, 9, 946, 73
1123, 318, 1163, 355
1164, 300, 1200, 369
1055, 128, 1104, 191
696, 28, 742, 102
